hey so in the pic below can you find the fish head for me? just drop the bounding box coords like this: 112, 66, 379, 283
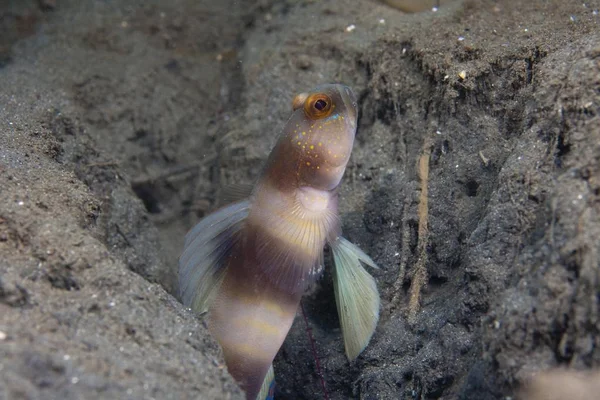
285, 84, 358, 191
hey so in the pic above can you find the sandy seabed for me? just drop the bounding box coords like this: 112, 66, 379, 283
1, 1, 599, 399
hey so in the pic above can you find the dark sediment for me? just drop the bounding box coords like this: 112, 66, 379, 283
1, 0, 599, 399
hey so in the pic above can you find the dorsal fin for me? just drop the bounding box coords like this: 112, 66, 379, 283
218, 183, 255, 206
178, 200, 251, 312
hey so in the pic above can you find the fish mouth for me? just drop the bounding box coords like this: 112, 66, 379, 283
341, 85, 358, 109
338, 84, 358, 127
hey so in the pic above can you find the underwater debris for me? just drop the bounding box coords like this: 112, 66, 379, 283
519, 369, 600, 400
382, 0, 456, 13
407, 137, 432, 323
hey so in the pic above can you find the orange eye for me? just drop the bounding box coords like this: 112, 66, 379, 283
303, 93, 333, 120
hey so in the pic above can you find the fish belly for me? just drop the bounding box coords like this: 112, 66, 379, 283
209, 259, 302, 399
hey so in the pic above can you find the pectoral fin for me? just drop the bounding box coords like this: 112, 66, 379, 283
178, 200, 250, 312
330, 236, 380, 360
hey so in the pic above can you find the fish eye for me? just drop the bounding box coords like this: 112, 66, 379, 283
303, 93, 333, 120
314, 99, 327, 110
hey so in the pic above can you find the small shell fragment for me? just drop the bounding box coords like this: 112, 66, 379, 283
479, 151, 490, 167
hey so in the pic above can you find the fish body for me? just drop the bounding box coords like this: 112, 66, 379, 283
179, 84, 379, 399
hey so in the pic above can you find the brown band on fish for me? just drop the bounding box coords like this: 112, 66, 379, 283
210, 253, 303, 398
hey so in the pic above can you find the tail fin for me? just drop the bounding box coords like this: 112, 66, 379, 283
256, 364, 275, 400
